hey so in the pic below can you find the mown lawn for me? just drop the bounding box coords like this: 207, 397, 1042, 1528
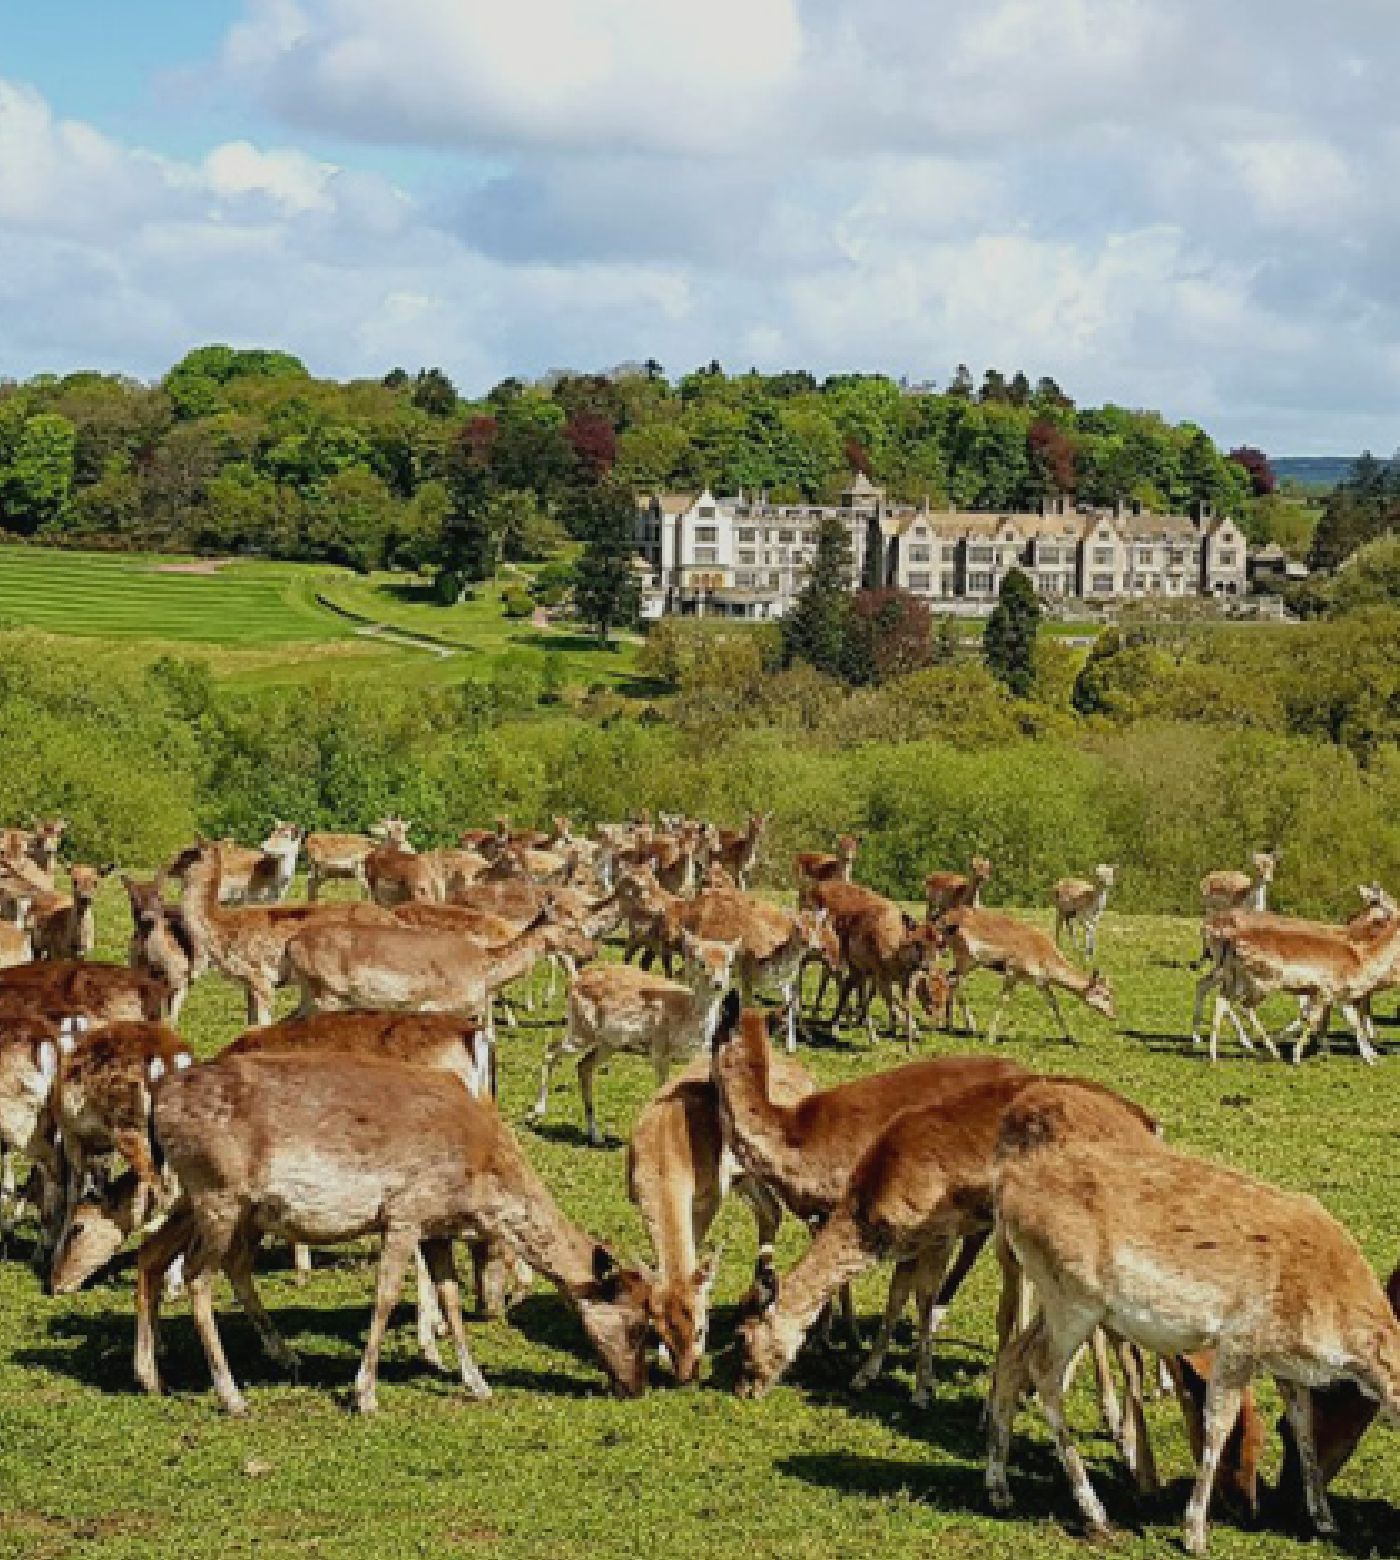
0, 547, 645, 694
1, 884, 1397, 1560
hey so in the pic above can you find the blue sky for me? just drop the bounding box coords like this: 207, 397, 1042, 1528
2, 1, 1398, 453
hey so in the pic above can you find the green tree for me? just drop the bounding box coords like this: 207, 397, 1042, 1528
2, 413, 77, 533
572, 478, 641, 644
782, 514, 854, 677
983, 568, 1041, 697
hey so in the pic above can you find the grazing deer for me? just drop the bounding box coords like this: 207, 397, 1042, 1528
925, 855, 992, 919
1052, 864, 1116, 957
627, 1052, 815, 1383
46, 1021, 193, 1290
27, 864, 113, 962
986, 1077, 1400, 1555
134, 1053, 661, 1413
711, 813, 770, 891
1200, 907, 1400, 1064
711, 993, 1025, 1354
178, 841, 394, 1024
124, 874, 204, 1023
794, 834, 860, 907
941, 907, 1115, 1043
529, 931, 738, 1146
736, 1059, 1157, 1465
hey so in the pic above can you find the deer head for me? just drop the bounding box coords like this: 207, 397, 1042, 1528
574, 1245, 657, 1398
647, 1251, 719, 1386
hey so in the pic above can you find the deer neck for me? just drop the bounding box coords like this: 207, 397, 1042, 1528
180, 858, 229, 955
713, 1022, 796, 1190
485, 1148, 604, 1294
487, 927, 550, 987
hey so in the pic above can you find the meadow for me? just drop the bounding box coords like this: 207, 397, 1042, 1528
1, 878, 1398, 1560
0, 546, 641, 692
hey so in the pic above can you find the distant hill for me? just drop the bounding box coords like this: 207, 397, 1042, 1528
1272, 455, 1371, 491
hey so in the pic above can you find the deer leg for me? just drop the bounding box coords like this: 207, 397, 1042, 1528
985, 975, 1018, 1044
1112, 1338, 1159, 1494
577, 1047, 606, 1147
1341, 1001, 1379, 1065
735, 1175, 784, 1262
851, 1258, 919, 1392
421, 1238, 491, 1400
1031, 1311, 1113, 1539
352, 1226, 417, 1415
414, 1246, 446, 1369
224, 1232, 298, 1378
133, 1204, 194, 1397
1041, 984, 1075, 1045
1190, 962, 1220, 1045
1242, 1004, 1282, 1061
187, 1226, 247, 1416
909, 1239, 956, 1406
1276, 1377, 1337, 1539
529, 1034, 575, 1123
1182, 1360, 1251, 1556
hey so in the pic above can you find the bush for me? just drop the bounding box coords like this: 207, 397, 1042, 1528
501, 586, 534, 619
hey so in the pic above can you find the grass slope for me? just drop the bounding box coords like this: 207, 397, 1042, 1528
1, 887, 1398, 1560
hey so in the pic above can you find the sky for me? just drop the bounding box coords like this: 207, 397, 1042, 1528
1, 0, 1397, 453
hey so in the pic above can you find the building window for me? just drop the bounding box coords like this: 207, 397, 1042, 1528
942, 545, 958, 562
778, 530, 795, 544
738, 550, 756, 565
1168, 549, 1187, 567
969, 545, 994, 564
1038, 574, 1060, 594
1093, 547, 1114, 566
695, 548, 717, 565
737, 528, 756, 543
909, 545, 932, 563
699, 505, 715, 519
1091, 574, 1114, 594
734, 571, 752, 588
1219, 551, 1237, 566
695, 525, 718, 543
968, 571, 994, 594
940, 573, 957, 597
908, 572, 932, 591
1137, 548, 1153, 564
802, 531, 817, 545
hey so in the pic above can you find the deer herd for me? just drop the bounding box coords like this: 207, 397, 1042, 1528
0, 813, 1397, 1553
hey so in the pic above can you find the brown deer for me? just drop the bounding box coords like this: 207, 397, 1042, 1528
133, 1052, 661, 1413
0, 1010, 66, 1249
27, 864, 113, 962
1200, 906, 1400, 1064
283, 905, 592, 1048
169, 823, 304, 906
0, 921, 31, 970
529, 930, 738, 1146
124, 874, 204, 1023
987, 1077, 1400, 1554
46, 1021, 193, 1289
1051, 864, 1116, 957
179, 841, 394, 1023
303, 816, 410, 901
1201, 848, 1279, 918
0, 960, 170, 1024
941, 907, 1115, 1042
925, 854, 992, 919
830, 905, 945, 1047
711, 813, 770, 891
27, 818, 67, 878
794, 834, 860, 907
627, 1052, 815, 1383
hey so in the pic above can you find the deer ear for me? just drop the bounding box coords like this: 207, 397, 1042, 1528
753, 1253, 779, 1314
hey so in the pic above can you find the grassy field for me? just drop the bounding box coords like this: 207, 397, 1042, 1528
0, 546, 642, 693
1, 881, 1398, 1560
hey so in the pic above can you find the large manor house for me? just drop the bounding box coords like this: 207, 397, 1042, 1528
635, 474, 1250, 620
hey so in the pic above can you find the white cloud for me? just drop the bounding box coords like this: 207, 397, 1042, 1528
6, 0, 1400, 454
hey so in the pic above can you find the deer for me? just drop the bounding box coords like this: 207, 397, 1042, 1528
734, 1051, 1158, 1474
0, 1010, 67, 1252
0, 921, 31, 970
1200, 907, 1400, 1064
45, 1021, 193, 1291
55, 1011, 523, 1325
1196, 848, 1279, 963
711, 813, 770, 891
133, 1052, 662, 1414
794, 834, 860, 907
303, 816, 410, 901
123, 873, 204, 1023
283, 905, 593, 1054
0, 960, 170, 1025
798, 877, 900, 1020
0, 849, 48, 929
27, 864, 113, 962
26, 818, 67, 878
529, 930, 738, 1146
711, 992, 1026, 1354
829, 904, 945, 1048
1052, 864, 1116, 957
168, 822, 304, 906
987, 1077, 1400, 1555
925, 854, 992, 919
940, 907, 1115, 1043
627, 1051, 816, 1383
178, 841, 395, 1024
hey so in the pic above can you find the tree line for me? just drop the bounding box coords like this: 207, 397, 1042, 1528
1, 349, 1263, 584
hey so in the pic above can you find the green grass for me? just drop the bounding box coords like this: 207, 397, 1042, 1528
2, 887, 1398, 1560
0, 547, 644, 694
